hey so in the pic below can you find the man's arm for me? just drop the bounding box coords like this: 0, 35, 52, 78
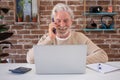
77, 32, 108, 64
86, 49, 108, 64
85, 36, 108, 64
26, 34, 53, 64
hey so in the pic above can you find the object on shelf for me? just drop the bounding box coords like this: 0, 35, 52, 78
25, 15, 30, 22
32, 13, 37, 22
0, 8, 9, 14
0, 8, 9, 20
107, 6, 113, 13
86, 19, 97, 29
89, 6, 103, 13
17, 10, 23, 22
100, 15, 114, 29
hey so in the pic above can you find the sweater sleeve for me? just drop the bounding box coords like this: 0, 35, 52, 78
79, 33, 108, 64
26, 34, 53, 64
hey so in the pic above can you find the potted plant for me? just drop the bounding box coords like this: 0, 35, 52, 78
17, 11, 23, 22
17, 0, 25, 22
0, 24, 13, 63
17, 0, 32, 22
32, 13, 38, 22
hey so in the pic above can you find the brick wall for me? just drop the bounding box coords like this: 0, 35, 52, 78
0, 0, 120, 63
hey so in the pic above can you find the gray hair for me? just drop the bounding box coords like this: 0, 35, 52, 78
51, 3, 74, 20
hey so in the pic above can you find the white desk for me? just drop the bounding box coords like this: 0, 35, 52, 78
0, 62, 120, 80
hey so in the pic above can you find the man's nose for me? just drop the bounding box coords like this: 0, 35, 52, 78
60, 21, 66, 27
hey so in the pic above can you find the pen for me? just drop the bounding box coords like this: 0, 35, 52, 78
98, 63, 102, 71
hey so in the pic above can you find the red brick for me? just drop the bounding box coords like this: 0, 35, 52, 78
69, 6, 76, 11
12, 25, 24, 29
9, 2, 14, 6
110, 49, 119, 54
31, 30, 45, 34
89, 31, 104, 34
104, 48, 111, 54
97, 1, 110, 5
14, 45, 23, 49
86, 1, 96, 5
111, 35, 120, 38
85, 34, 97, 38
46, 6, 53, 10
3, 21, 14, 25
97, 44, 110, 49
39, 6, 46, 10
17, 30, 30, 34
40, 1, 52, 5
32, 40, 39, 44
40, 25, 49, 29
74, 11, 82, 15
91, 39, 104, 44
9, 54, 27, 63
15, 58, 27, 63
24, 25, 39, 29
76, 6, 84, 11
67, 1, 82, 5
17, 40, 32, 45
97, 34, 110, 39
108, 54, 120, 58
0, 2, 7, 6
104, 30, 117, 34
4, 16, 14, 20
41, 11, 51, 15
40, 21, 47, 24
53, 1, 66, 5
23, 35, 38, 39
111, 45, 120, 48
71, 25, 81, 29
8, 40, 17, 44
11, 35, 23, 40
24, 45, 33, 49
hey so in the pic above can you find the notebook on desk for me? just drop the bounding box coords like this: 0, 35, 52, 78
33, 45, 87, 74
87, 63, 120, 74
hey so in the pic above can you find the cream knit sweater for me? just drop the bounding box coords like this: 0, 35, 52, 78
26, 31, 108, 64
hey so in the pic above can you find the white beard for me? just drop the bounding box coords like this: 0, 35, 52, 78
56, 26, 70, 36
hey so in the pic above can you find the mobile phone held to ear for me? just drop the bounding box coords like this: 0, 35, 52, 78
52, 18, 56, 34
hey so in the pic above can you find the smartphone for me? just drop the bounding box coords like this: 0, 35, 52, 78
52, 18, 56, 34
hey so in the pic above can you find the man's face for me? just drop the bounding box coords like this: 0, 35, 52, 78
54, 11, 72, 35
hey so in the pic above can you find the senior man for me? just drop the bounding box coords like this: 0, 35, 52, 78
26, 3, 108, 64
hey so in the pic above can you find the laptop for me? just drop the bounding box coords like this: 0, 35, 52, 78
34, 45, 87, 74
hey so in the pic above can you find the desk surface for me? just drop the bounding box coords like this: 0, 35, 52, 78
0, 62, 120, 80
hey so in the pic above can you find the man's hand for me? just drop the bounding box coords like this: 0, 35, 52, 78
48, 22, 57, 40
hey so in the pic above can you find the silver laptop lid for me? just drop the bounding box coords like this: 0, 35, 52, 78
34, 45, 87, 74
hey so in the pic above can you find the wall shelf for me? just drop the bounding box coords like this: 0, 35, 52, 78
83, 28, 116, 31
14, 22, 40, 25
83, 12, 117, 16
83, 0, 117, 31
